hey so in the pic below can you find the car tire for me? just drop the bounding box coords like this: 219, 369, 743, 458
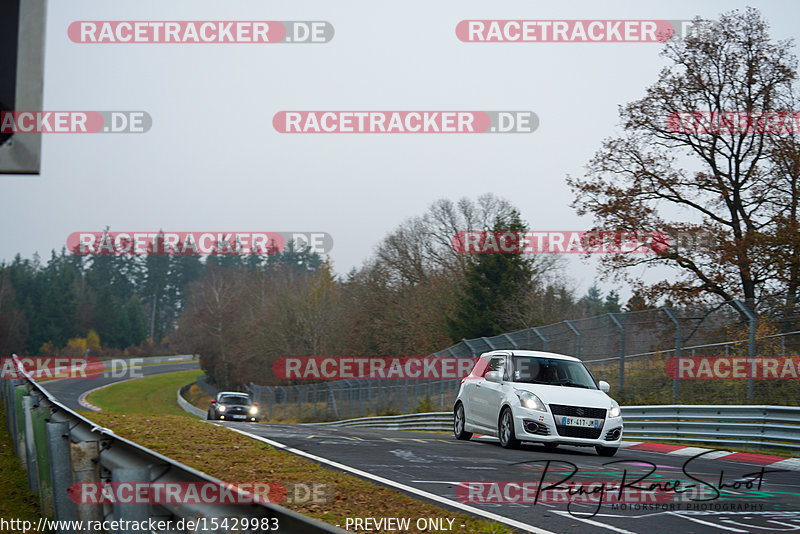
206, 411, 212, 420
498, 408, 520, 449
596, 445, 618, 457
454, 403, 472, 441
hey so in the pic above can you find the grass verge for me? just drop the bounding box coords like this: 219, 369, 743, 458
81, 372, 512, 534
0, 402, 48, 528
183, 383, 214, 411
87, 369, 203, 416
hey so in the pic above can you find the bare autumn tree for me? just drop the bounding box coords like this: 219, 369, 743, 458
339, 195, 517, 357
764, 138, 800, 313
567, 8, 799, 311
375, 193, 518, 285
177, 264, 246, 387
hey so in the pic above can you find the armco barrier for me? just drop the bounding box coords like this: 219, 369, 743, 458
621, 404, 800, 451
2, 355, 343, 534
178, 383, 209, 419
312, 406, 800, 451
311, 412, 452, 432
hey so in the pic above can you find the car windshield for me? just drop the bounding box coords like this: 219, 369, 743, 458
219, 395, 250, 405
511, 356, 597, 389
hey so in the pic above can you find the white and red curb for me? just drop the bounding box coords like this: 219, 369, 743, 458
620, 441, 800, 471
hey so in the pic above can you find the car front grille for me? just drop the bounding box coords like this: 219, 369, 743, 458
555, 425, 604, 439
550, 404, 606, 439
549, 404, 607, 419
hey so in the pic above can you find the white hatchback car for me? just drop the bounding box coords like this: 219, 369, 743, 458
453, 350, 623, 456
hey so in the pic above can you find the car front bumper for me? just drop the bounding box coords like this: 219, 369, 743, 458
512, 406, 623, 447
217, 413, 259, 422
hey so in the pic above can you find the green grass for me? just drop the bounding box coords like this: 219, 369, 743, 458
81, 371, 513, 534
86, 369, 203, 416
0, 402, 47, 527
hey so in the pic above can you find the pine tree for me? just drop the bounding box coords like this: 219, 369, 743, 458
446, 210, 534, 341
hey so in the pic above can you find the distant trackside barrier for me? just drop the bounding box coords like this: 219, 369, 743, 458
310, 406, 800, 451
2, 355, 343, 533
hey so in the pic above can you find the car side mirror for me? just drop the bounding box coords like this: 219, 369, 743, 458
485, 371, 502, 383
598, 381, 610, 393
210, 400, 216, 404
253, 402, 258, 406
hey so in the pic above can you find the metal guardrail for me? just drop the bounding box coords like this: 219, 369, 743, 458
178, 383, 208, 419
621, 404, 800, 451
314, 406, 800, 452
2, 355, 343, 534
310, 412, 452, 432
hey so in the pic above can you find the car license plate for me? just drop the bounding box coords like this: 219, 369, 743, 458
561, 416, 600, 428
232, 415, 247, 420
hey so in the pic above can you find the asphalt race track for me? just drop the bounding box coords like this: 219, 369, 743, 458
222, 422, 800, 534
39, 367, 800, 534
41, 360, 199, 411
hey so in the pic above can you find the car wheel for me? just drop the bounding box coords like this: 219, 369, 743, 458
454, 403, 472, 441
206, 411, 212, 420
544, 443, 559, 450
498, 408, 520, 449
596, 445, 618, 457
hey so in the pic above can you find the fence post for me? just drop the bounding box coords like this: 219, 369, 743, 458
69, 441, 104, 526
733, 300, 757, 402
564, 320, 581, 359
502, 334, 519, 349
46, 421, 75, 529
30, 398, 53, 517
312, 384, 318, 419
22, 395, 40, 493
112, 467, 152, 525
14, 384, 28, 466
532, 328, 548, 351
608, 314, 626, 392
663, 308, 682, 403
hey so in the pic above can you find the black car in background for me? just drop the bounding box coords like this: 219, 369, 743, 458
207, 391, 259, 422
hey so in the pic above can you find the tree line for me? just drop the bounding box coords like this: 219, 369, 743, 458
1, 9, 797, 390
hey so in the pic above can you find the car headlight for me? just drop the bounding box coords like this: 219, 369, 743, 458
218, 405, 226, 412
609, 401, 620, 418
249, 406, 258, 415
515, 390, 547, 412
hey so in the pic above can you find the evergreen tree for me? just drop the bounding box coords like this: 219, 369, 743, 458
579, 284, 605, 316
446, 210, 534, 341
603, 290, 622, 314
123, 295, 148, 347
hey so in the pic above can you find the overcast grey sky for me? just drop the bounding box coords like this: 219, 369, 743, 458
2, 0, 798, 301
